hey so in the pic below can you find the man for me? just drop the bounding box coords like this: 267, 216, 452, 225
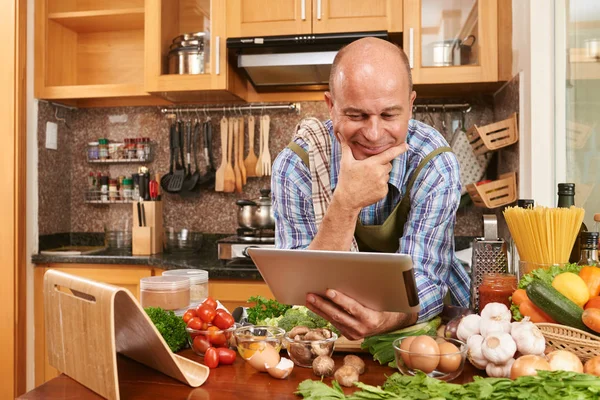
271, 37, 470, 340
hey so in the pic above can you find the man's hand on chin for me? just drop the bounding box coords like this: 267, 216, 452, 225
305, 289, 417, 340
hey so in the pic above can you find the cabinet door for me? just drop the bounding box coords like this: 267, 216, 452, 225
312, 0, 402, 34
404, 0, 498, 84
208, 280, 274, 312
227, 0, 312, 37
145, 0, 245, 100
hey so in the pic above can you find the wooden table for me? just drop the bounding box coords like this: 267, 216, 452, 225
19, 350, 483, 399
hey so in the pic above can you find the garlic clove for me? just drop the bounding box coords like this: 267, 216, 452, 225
481, 333, 517, 365
457, 314, 482, 342
480, 302, 512, 322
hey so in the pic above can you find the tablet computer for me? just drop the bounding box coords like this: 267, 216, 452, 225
246, 248, 420, 314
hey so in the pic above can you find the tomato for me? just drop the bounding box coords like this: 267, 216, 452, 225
201, 322, 210, 331
204, 347, 219, 368
197, 304, 216, 323
183, 310, 197, 324
216, 348, 237, 365
187, 317, 204, 331
202, 297, 218, 310
213, 309, 235, 330
207, 326, 227, 346
192, 335, 211, 354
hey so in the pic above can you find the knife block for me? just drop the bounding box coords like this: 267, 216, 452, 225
132, 201, 163, 255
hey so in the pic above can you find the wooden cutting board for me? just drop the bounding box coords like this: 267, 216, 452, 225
335, 336, 367, 353
44, 269, 209, 400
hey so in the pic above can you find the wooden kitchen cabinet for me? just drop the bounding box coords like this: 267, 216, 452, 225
403, 0, 511, 84
144, 0, 247, 103
208, 280, 274, 312
227, 0, 402, 37
34, 0, 166, 106
34, 264, 161, 386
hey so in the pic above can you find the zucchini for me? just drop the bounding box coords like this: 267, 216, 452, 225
526, 278, 590, 332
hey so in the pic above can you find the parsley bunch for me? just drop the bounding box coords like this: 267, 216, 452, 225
144, 307, 188, 353
246, 296, 292, 325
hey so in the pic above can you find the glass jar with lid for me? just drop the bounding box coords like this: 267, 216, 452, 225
140, 276, 190, 311
477, 273, 517, 311
162, 269, 208, 302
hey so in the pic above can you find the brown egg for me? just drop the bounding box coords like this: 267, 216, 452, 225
399, 336, 416, 368
437, 341, 462, 373
246, 342, 281, 372
409, 336, 440, 373
266, 357, 294, 379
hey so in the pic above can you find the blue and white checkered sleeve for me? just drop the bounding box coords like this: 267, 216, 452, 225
271, 148, 317, 250
399, 152, 463, 323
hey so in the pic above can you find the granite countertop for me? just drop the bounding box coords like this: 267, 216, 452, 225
32, 233, 263, 280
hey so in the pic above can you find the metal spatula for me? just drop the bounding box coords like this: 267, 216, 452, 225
168, 121, 186, 192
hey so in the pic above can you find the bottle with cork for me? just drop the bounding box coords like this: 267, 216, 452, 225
557, 183, 587, 263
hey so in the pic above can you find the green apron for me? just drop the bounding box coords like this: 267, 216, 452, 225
287, 141, 453, 252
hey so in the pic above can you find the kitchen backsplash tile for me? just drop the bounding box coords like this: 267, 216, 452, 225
38, 90, 518, 239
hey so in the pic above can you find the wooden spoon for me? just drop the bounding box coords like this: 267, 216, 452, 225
214, 117, 227, 192
255, 116, 264, 177
233, 118, 242, 193
244, 115, 258, 177
223, 118, 236, 193
238, 117, 247, 185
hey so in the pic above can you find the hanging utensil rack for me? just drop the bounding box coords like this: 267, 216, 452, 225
412, 103, 471, 113
160, 102, 301, 115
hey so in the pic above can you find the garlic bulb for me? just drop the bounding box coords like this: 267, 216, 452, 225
480, 319, 512, 338
486, 358, 515, 378
480, 302, 511, 323
481, 332, 517, 364
467, 334, 488, 369
511, 321, 546, 355
457, 314, 481, 342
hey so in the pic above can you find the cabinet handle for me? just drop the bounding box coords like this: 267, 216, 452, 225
216, 36, 220, 75
317, 0, 322, 20
408, 28, 414, 69
301, 0, 306, 20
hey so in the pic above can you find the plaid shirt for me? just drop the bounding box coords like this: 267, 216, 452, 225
271, 119, 471, 322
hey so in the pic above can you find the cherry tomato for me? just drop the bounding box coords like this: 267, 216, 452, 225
204, 347, 219, 368
183, 310, 197, 324
207, 326, 227, 346
187, 317, 203, 331
197, 304, 217, 323
202, 297, 218, 310
213, 309, 235, 330
216, 348, 237, 365
192, 335, 211, 354
201, 322, 210, 331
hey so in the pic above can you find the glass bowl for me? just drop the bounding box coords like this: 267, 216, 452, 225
283, 330, 338, 368
234, 326, 285, 361
186, 324, 238, 356
392, 336, 467, 381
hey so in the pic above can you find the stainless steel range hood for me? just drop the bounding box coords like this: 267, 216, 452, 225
227, 31, 389, 91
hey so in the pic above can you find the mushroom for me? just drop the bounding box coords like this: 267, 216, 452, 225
312, 355, 335, 377
288, 326, 310, 338
289, 342, 313, 366
334, 365, 360, 387
311, 341, 332, 356
343, 355, 365, 375
303, 330, 326, 341
313, 328, 333, 339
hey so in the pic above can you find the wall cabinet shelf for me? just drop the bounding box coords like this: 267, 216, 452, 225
47, 8, 145, 33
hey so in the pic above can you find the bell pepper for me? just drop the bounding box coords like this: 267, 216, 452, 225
579, 266, 600, 298
552, 272, 590, 308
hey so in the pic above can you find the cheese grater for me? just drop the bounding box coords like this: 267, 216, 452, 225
470, 214, 508, 312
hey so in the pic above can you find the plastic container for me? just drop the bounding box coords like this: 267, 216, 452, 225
162, 269, 208, 302
140, 276, 190, 311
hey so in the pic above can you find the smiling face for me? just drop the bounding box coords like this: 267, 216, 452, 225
325, 39, 416, 160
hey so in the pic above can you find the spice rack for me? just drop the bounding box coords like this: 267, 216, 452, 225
87, 140, 155, 163
465, 113, 519, 155
466, 172, 518, 209
85, 190, 135, 204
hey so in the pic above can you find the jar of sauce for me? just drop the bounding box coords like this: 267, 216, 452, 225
478, 273, 517, 311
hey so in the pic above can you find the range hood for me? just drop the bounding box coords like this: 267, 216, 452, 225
227, 31, 389, 92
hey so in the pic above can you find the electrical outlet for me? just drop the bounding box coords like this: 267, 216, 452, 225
45, 122, 58, 150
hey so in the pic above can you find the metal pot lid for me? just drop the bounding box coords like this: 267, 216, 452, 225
256, 188, 272, 206
170, 39, 204, 51
172, 32, 206, 44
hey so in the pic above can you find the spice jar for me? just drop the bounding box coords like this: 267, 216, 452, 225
136, 138, 145, 161
162, 269, 209, 302
122, 178, 133, 201
132, 173, 140, 201
127, 139, 137, 160
140, 276, 190, 311
143, 138, 151, 161
88, 142, 99, 160
98, 139, 109, 160
109, 179, 118, 201
478, 273, 517, 311
100, 176, 109, 202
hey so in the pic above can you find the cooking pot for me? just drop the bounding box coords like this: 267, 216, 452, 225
432, 35, 476, 66
236, 189, 275, 230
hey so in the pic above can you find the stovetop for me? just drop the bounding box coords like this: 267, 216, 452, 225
218, 228, 275, 244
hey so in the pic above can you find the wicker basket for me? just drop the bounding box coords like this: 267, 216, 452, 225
465, 113, 519, 155
466, 172, 517, 209
536, 323, 600, 362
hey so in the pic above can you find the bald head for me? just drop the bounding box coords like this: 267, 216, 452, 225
328, 37, 412, 99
